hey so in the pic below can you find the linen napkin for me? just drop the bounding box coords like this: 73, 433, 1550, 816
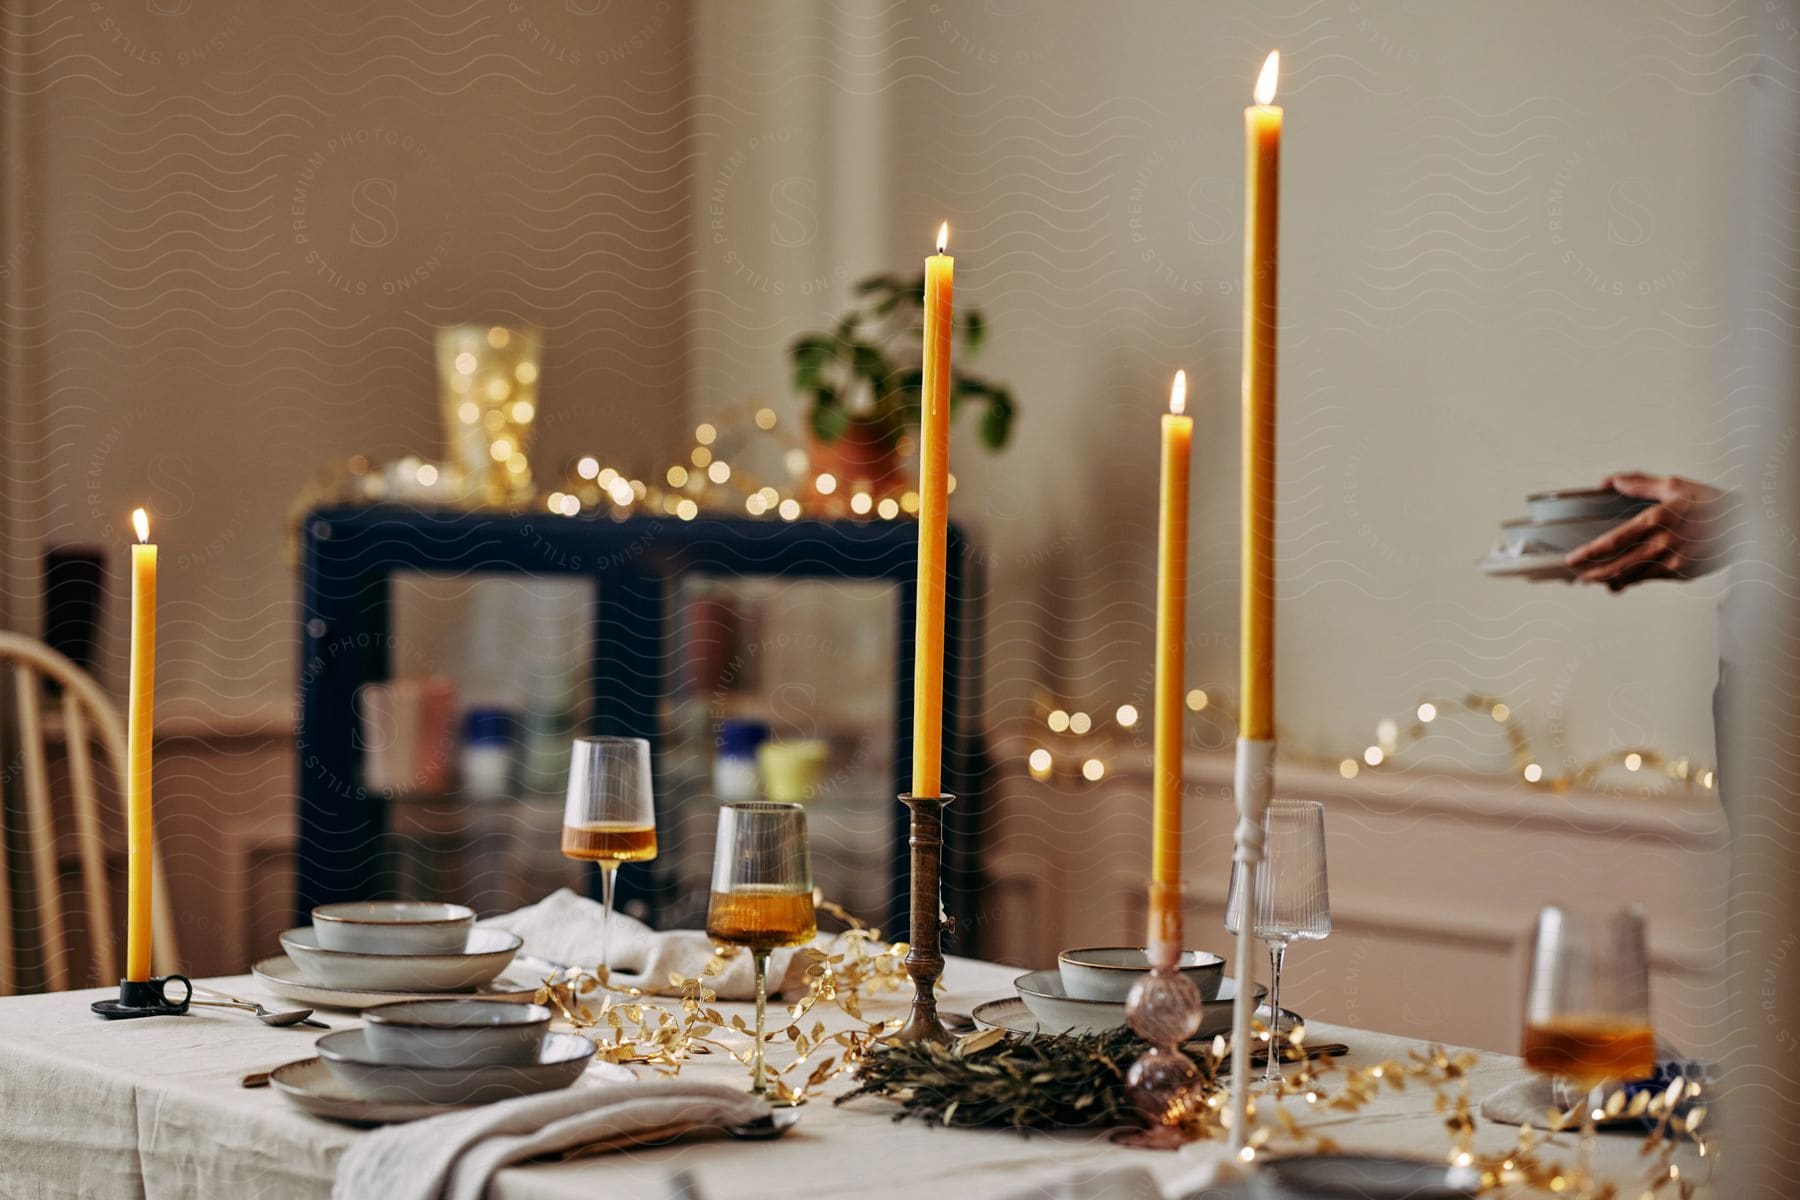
332, 1078, 770, 1200
482, 888, 826, 1000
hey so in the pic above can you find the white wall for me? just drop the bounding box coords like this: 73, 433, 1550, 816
690, 0, 1754, 776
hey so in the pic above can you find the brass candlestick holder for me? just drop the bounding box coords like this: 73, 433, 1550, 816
888, 792, 953, 1045
91, 974, 192, 1019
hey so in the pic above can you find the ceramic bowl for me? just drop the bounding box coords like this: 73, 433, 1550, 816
1525, 487, 1653, 524
1056, 947, 1225, 1002
361, 999, 551, 1068
315, 1029, 594, 1105
1499, 515, 1625, 557
310, 901, 475, 955
280, 926, 522, 993
1261, 1153, 1480, 1198
1013, 969, 1262, 1037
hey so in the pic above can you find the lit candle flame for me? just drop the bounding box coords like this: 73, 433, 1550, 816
936, 222, 949, 254
132, 507, 150, 543
1170, 370, 1187, 416
1254, 51, 1279, 105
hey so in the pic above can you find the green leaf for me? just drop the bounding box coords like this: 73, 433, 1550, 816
961, 309, 986, 355
811, 400, 851, 443
979, 388, 1014, 450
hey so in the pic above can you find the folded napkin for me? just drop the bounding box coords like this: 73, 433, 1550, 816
332, 1078, 770, 1200
482, 888, 825, 1000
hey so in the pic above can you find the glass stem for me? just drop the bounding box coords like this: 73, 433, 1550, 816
1263, 940, 1288, 1085
1576, 1094, 1598, 1200
600, 863, 618, 984
751, 949, 770, 1095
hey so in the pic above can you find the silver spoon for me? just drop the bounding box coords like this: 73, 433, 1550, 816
187, 988, 328, 1029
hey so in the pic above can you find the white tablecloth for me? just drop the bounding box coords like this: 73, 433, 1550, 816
0, 957, 1710, 1199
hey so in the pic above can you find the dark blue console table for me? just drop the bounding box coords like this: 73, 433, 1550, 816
294, 505, 982, 945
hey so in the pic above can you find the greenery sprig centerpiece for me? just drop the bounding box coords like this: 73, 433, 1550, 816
789, 272, 1016, 488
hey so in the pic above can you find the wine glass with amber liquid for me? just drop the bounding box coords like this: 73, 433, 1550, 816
561, 736, 658, 987
705, 802, 815, 1096
1521, 905, 1655, 1200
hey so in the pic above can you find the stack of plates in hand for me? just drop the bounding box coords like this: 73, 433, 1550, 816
1479, 487, 1652, 580
254, 901, 539, 1010
272, 998, 597, 1124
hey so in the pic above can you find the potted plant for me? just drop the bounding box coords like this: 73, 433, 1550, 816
789, 273, 1016, 492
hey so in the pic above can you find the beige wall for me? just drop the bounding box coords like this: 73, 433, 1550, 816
690, 0, 1754, 775
2, 0, 696, 971
9, 0, 694, 709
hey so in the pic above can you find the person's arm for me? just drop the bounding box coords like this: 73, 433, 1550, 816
1565, 473, 1737, 591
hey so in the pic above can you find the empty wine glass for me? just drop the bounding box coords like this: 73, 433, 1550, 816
561, 736, 658, 986
1521, 905, 1654, 1200
1225, 798, 1331, 1085
705, 802, 815, 1096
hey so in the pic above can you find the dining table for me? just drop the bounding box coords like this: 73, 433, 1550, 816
0, 955, 1711, 1199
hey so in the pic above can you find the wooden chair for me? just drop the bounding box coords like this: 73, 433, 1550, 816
0, 631, 178, 994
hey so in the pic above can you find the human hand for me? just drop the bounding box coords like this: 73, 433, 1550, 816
1565, 473, 1736, 591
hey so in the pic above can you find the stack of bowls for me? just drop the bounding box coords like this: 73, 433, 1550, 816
1005, 947, 1253, 1039
315, 999, 594, 1104
282, 902, 523, 993
1492, 487, 1653, 561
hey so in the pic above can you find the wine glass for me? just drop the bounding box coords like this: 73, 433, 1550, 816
1521, 905, 1654, 1200
1224, 798, 1331, 1085
561, 736, 658, 986
705, 802, 816, 1096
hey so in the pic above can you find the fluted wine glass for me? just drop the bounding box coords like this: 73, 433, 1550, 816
1225, 798, 1331, 1085
561, 737, 658, 987
706, 802, 816, 1096
1522, 905, 1654, 1200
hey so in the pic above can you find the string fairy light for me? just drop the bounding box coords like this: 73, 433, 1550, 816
1021, 684, 1715, 797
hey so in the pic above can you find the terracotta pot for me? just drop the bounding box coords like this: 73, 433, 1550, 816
808, 416, 904, 493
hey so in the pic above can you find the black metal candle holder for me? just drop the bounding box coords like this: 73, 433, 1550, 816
91, 974, 192, 1019
888, 792, 953, 1046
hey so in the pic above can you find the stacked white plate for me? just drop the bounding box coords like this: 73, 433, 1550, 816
271, 999, 598, 1125
255, 901, 533, 1011
1479, 487, 1652, 580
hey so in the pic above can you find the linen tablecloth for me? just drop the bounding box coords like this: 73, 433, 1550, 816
0, 957, 1711, 1199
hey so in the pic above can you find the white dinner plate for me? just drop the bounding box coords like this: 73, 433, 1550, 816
279, 926, 523, 993
315, 1028, 595, 1106
981, 974, 1267, 1040
253, 953, 551, 1011
1477, 550, 1574, 581
271, 1056, 473, 1125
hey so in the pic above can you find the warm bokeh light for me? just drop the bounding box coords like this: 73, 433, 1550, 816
1069, 711, 1092, 735
1081, 758, 1105, 781
1523, 763, 1543, 783
1254, 50, 1280, 105
1115, 704, 1139, 728
1169, 370, 1187, 416
815, 472, 838, 495
1417, 702, 1437, 723
132, 508, 150, 542
1186, 688, 1208, 711
577, 456, 600, 480
1364, 746, 1384, 767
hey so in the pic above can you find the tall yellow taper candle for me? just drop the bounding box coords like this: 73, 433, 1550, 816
1149, 371, 1193, 955
126, 507, 156, 982
1240, 51, 1281, 741
911, 222, 954, 798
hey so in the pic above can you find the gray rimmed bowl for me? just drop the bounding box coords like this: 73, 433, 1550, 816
1014, 969, 1262, 1037
362, 999, 551, 1068
1499, 515, 1626, 557
311, 901, 475, 955
315, 1028, 594, 1105
1525, 487, 1653, 524
1057, 947, 1225, 1002
280, 926, 522, 993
